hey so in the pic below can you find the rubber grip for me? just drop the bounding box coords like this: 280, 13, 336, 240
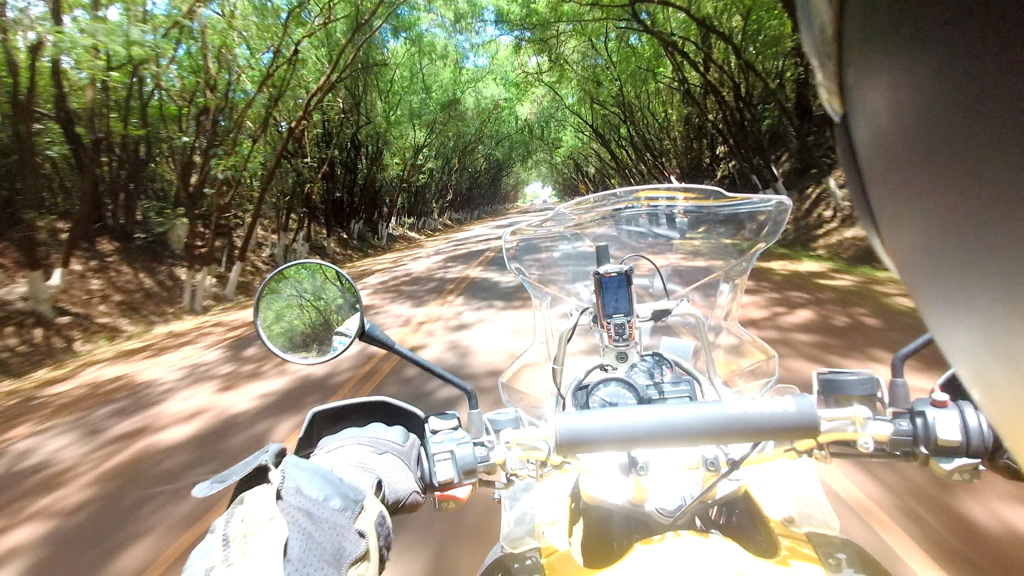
555, 394, 820, 455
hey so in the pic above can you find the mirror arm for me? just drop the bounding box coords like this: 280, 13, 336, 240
359, 321, 485, 438
359, 320, 398, 350
888, 332, 933, 410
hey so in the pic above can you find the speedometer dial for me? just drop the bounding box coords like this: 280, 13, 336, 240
587, 378, 642, 409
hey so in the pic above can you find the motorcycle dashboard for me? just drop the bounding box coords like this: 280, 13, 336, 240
574, 353, 699, 410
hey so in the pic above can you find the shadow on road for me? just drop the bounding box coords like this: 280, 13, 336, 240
3, 213, 1024, 576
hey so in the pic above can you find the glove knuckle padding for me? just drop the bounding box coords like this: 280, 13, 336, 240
311, 425, 426, 514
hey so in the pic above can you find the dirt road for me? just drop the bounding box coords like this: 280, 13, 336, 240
1, 212, 1022, 576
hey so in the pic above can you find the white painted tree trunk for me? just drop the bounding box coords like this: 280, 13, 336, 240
220, 248, 229, 272
224, 261, 243, 300
26, 269, 55, 319
167, 221, 189, 253
46, 267, 65, 295
827, 176, 843, 206
182, 267, 194, 310
274, 230, 287, 265
326, 240, 334, 260
192, 266, 210, 313
295, 230, 309, 260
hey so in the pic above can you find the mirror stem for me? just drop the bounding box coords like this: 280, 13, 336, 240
360, 322, 485, 437
889, 332, 933, 410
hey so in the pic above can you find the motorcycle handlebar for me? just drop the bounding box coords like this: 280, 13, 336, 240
554, 394, 820, 456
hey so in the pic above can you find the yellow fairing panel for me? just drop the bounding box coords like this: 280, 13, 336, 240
542, 531, 827, 576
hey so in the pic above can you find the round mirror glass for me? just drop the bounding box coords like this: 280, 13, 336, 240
253, 260, 364, 364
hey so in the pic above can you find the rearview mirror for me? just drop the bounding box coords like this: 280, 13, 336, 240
253, 260, 364, 364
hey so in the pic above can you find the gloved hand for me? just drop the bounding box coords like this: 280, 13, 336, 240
186, 450, 397, 576
310, 422, 427, 514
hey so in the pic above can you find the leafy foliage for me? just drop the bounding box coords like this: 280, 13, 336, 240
1, 0, 834, 283
494, 0, 832, 196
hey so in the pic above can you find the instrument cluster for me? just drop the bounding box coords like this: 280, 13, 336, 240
573, 352, 699, 410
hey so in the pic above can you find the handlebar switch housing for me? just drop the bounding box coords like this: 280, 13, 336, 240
908, 398, 995, 460
903, 397, 996, 483
909, 398, 966, 459
427, 411, 462, 434
425, 412, 480, 490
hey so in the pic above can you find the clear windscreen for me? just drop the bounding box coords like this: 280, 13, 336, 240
500, 185, 792, 421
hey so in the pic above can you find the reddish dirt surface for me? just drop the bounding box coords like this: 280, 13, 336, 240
0, 219, 482, 381
0, 237, 190, 380
0, 212, 1022, 576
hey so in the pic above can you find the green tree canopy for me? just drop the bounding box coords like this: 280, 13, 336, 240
1, 0, 835, 313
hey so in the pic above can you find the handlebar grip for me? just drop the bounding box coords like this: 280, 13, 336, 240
555, 394, 820, 456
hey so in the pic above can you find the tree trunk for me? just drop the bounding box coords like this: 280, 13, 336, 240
122, 149, 143, 237
236, 0, 404, 266
296, 230, 309, 260
182, 266, 194, 311
27, 269, 54, 319
1, 17, 51, 315
192, 265, 209, 313
11, 220, 56, 318
274, 229, 287, 265
59, 169, 100, 269
224, 261, 242, 300
49, 0, 101, 270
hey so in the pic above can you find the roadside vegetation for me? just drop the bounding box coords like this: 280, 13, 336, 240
1, 0, 865, 378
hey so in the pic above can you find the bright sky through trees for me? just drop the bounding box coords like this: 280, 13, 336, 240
522, 182, 554, 203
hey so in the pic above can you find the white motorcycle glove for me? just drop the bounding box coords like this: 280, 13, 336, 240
310, 422, 427, 514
